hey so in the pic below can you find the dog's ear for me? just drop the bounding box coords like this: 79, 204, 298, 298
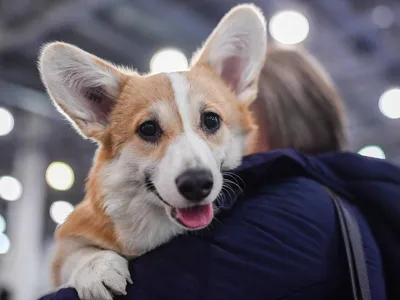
192, 4, 267, 105
39, 42, 127, 140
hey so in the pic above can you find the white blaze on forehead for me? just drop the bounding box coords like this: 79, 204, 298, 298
166, 73, 192, 131
163, 72, 241, 173
165, 72, 213, 166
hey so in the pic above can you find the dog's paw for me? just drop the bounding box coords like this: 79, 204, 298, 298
68, 250, 132, 300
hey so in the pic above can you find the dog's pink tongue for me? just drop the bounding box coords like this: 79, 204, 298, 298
176, 203, 213, 228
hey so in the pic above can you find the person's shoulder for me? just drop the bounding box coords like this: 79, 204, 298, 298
318, 151, 400, 184
217, 175, 337, 246
237, 176, 334, 225
246, 176, 329, 205
228, 149, 339, 204
239, 149, 400, 179
236, 149, 400, 197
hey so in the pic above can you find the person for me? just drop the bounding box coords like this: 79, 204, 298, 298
40, 45, 400, 300
250, 45, 348, 154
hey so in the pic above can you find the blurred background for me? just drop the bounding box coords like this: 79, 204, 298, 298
0, 0, 399, 299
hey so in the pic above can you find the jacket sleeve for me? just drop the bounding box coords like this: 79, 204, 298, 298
39, 288, 79, 300
38, 177, 385, 300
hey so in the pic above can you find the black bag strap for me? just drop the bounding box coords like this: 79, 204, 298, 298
325, 187, 371, 300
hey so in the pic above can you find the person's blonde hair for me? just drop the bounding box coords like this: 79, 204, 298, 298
251, 45, 348, 155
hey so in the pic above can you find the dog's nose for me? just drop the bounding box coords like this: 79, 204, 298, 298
175, 169, 213, 202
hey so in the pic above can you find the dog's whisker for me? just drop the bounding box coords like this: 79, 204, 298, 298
222, 175, 245, 191
213, 217, 223, 227
221, 186, 234, 200
223, 183, 239, 199
222, 172, 246, 190
223, 178, 244, 197
223, 178, 243, 190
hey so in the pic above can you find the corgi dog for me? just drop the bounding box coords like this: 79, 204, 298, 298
39, 4, 267, 300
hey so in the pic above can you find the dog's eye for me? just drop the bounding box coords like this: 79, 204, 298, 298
138, 120, 161, 142
201, 112, 221, 134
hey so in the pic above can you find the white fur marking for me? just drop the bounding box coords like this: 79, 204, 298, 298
151, 73, 223, 208
166, 73, 192, 131
101, 144, 184, 254
65, 249, 131, 300
154, 132, 222, 208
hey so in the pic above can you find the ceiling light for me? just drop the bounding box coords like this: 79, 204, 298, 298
379, 88, 400, 119
50, 200, 74, 225
0, 233, 10, 254
358, 145, 386, 159
0, 215, 5, 233
0, 107, 14, 136
0, 176, 23, 201
270, 10, 310, 45
150, 48, 188, 74
371, 5, 394, 29
46, 162, 75, 191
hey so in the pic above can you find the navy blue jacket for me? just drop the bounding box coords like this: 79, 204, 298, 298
40, 150, 400, 300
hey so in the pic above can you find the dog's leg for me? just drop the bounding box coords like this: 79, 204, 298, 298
54, 238, 132, 300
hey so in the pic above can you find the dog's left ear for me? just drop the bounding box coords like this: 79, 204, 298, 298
192, 4, 267, 105
39, 42, 127, 141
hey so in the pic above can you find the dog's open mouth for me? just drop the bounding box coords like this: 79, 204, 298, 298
171, 203, 213, 229
145, 174, 213, 229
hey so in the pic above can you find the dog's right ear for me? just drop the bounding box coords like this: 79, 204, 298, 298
39, 42, 127, 140
191, 4, 267, 106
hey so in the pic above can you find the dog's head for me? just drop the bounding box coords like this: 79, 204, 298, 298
39, 4, 266, 250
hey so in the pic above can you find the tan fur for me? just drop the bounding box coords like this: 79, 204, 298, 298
53, 150, 122, 285
39, 4, 267, 298
51, 59, 259, 289
187, 64, 257, 148
107, 73, 181, 159
52, 73, 183, 284
51, 68, 258, 288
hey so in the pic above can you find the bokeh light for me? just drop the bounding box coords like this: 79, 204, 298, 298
150, 48, 188, 73
358, 145, 386, 159
0, 233, 10, 254
371, 5, 394, 29
269, 10, 310, 45
0, 214, 6, 233
0, 107, 14, 136
46, 162, 75, 191
379, 88, 400, 119
50, 201, 74, 225
0, 176, 23, 201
